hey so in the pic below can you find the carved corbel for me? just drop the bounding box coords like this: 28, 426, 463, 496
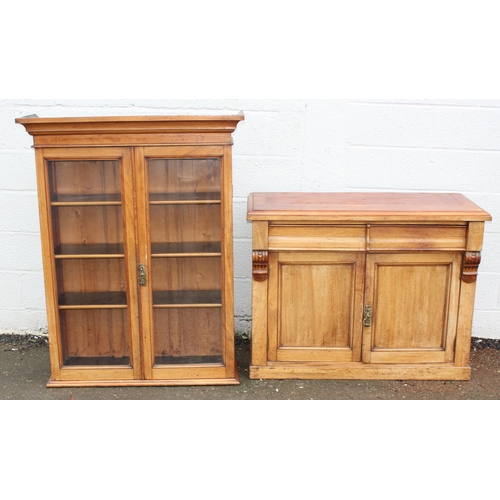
252, 251, 269, 282
462, 251, 482, 283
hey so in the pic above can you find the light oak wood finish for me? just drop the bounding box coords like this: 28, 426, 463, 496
17, 115, 244, 387
248, 192, 491, 381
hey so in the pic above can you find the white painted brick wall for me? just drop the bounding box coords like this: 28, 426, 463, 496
1, 99, 499, 339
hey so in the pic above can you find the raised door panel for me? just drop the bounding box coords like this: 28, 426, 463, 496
363, 253, 462, 364
270, 252, 365, 363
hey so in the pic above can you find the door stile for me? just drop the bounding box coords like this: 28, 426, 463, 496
351, 252, 367, 363
443, 254, 462, 363
267, 253, 279, 362
121, 148, 142, 380
133, 147, 155, 379
36, 148, 64, 380
221, 145, 236, 377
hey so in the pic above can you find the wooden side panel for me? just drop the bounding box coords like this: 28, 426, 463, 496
364, 253, 462, 364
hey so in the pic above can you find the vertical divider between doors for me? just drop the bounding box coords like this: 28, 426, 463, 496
133, 147, 154, 380
362, 254, 374, 364
121, 147, 143, 380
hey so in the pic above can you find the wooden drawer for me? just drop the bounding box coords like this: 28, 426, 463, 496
368, 225, 467, 251
268, 225, 366, 251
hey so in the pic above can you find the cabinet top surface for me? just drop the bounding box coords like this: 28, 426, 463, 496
247, 192, 492, 222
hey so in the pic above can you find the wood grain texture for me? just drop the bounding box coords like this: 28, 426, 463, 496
16, 115, 244, 147
272, 252, 365, 363
269, 225, 366, 251
153, 308, 222, 360
368, 225, 467, 251
248, 192, 492, 222
250, 364, 471, 381
248, 191, 489, 380
19, 116, 243, 386
60, 309, 130, 362
365, 253, 461, 364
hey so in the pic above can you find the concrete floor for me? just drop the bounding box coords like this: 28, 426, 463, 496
2, 335, 500, 400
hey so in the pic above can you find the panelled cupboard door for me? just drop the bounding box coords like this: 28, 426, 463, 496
269, 252, 366, 363
38, 147, 142, 382
363, 253, 462, 364
134, 146, 236, 381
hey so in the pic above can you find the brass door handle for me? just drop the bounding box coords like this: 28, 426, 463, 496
363, 305, 372, 327
138, 264, 147, 286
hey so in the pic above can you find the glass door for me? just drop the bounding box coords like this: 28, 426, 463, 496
45, 148, 140, 380
137, 146, 233, 381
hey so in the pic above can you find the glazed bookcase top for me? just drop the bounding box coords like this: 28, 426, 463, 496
15, 114, 245, 147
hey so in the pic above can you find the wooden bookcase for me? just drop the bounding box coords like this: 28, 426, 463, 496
247, 192, 492, 380
16, 114, 244, 387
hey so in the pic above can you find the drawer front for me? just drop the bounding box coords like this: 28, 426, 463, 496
268, 225, 366, 251
369, 225, 467, 251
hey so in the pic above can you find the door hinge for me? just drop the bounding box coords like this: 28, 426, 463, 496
363, 305, 372, 327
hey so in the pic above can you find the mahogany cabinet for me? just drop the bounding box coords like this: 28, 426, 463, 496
16, 114, 244, 387
247, 192, 492, 380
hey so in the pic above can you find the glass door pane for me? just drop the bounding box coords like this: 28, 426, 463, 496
48, 159, 131, 367
147, 158, 224, 366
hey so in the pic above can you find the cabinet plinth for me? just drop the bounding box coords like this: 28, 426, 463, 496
17, 114, 244, 387
247, 192, 492, 381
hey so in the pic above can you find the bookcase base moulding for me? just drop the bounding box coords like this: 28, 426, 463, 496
17, 114, 244, 387
247, 192, 492, 381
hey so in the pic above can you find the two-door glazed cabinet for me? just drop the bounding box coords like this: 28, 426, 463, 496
247, 192, 491, 381
16, 114, 244, 387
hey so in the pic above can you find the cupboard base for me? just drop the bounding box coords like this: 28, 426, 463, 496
46, 365, 240, 388
249, 363, 471, 381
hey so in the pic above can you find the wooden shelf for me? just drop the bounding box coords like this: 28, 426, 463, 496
54, 244, 125, 258
155, 355, 223, 366
51, 194, 122, 206
58, 292, 127, 309
64, 356, 131, 366
149, 192, 221, 205
153, 290, 222, 308
151, 242, 221, 257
